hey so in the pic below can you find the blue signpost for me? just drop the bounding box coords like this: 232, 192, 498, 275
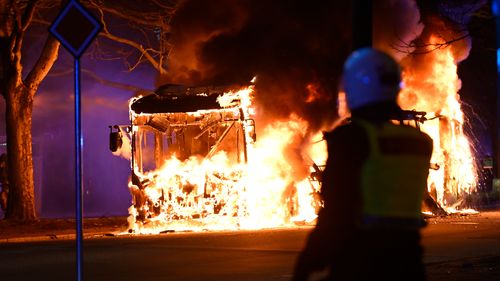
49, 1, 101, 280
493, 0, 500, 186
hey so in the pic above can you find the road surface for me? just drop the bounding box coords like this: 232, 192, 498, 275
1, 211, 499, 281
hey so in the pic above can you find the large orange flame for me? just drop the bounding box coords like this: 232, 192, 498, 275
118, 36, 479, 234
124, 86, 325, 233
399, 35, 478, 213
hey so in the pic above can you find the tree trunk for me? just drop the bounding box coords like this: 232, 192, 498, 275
4, 83, 37, 221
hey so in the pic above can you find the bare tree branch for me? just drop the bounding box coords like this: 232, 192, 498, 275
25, 35, 60, 90
21, 0, 37, 31
391, 9, 492, 56
11, 0, 23, 34
46, 63, 152, 93
82, 69, 152, 93
392, 32, 471, 55
9, 6, 23, 84
85, 0, 174, 30
96, 6, 167, 74
30, 17, 49, 25
101, 34, 166, 74
27, 0, 176, 76
391, 0, 490, 56
151, 0, 179, 10
2, 0, 179, 222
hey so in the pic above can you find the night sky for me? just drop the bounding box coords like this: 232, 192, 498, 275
458, 11, 497, 159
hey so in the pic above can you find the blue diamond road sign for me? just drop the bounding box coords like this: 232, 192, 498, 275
49, 0, 102, 58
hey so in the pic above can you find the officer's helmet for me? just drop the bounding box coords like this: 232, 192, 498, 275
342, 48, 402, 110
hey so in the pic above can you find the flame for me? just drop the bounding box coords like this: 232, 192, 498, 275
120, 34, 480, 233
305, 83, 321, 103
399, 35, 478, 213
125, 86, 325, 233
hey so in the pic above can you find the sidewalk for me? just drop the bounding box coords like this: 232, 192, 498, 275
0, 216, 128, 243
1, 201, 499, 244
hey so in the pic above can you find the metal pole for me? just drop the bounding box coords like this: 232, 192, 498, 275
493, 0, 500, 183
74, 58, 84, 281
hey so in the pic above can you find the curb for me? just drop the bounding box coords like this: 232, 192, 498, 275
0, 231, 121, 244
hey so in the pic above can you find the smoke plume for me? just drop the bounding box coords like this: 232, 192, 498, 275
373, 0, 424, 60
162, 0, 353, 132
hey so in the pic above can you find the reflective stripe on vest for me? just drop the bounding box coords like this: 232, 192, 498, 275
355, 119, 432, 220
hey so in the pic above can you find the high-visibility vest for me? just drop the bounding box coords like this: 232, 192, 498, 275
354, 119, 433, 223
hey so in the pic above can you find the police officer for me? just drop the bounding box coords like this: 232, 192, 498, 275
292, 48, 433, 281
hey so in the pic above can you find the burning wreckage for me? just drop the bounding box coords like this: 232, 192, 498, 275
110, 84, 324, 233
111, 82, 479, 234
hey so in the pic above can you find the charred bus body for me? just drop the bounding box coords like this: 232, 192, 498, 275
110, 84, 256, 227
108, 84, 452, 232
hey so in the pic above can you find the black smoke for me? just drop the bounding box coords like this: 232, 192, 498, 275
163, 0, 353, 132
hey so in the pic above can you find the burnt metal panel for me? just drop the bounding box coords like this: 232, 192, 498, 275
131, 94, 222, 114
131, 84, 249, 114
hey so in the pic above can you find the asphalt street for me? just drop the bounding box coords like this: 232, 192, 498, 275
1, 211, 499, 281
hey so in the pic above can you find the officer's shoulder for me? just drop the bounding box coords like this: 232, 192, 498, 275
395, 123, 434, 150
397, 123, 432, 138
324, 120, 366, 140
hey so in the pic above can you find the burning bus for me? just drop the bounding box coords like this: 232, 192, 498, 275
110, 43, 483, 234
110, 84, 324, 233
